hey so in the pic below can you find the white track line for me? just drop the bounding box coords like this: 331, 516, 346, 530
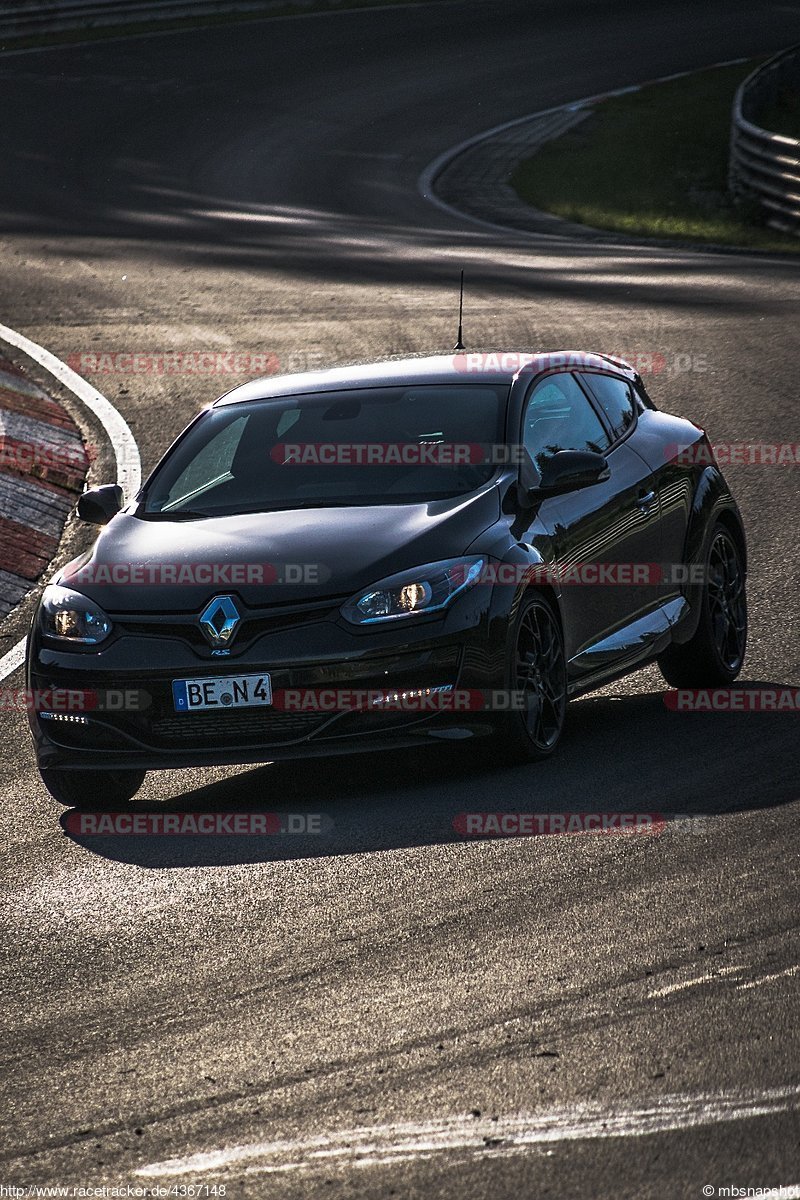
0, 323, 141, 682
736, 965, 799, 991
417, 57, 749, 235
137, 1084, 800, 1178
648, 964, 747, 998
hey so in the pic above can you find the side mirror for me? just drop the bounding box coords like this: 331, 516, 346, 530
77, 484, 124, 525
518, 449, 610, 504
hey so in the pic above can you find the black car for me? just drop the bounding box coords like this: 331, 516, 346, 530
26, 352, 747, 807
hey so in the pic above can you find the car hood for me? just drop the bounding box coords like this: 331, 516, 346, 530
58, 487, 500, 613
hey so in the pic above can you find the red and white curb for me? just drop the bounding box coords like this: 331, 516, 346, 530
0, 323, 141, 683
0, 358, 89, 621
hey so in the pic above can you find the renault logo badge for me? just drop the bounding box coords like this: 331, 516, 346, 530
199, 595, 241, 647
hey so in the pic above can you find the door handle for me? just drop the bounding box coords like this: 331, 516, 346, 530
636, 489, 657, 512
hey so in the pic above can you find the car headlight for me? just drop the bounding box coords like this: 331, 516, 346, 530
342, 557, 485, 625
39, 584, 113, 645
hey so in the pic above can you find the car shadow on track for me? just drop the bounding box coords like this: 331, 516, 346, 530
59, 684, 799, 867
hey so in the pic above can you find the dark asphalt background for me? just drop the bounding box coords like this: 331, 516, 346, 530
0, 1, 798, 1195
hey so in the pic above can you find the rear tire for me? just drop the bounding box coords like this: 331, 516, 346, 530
40, 767, 146, 809
658, 522, 747, 687
489, 592, 567, 763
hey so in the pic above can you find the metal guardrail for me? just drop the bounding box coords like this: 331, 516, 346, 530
0, 0, 320, 40
729, 44, 800, 237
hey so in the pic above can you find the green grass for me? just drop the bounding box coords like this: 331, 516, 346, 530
0, 0, 454, 51
510, 61, 800, 254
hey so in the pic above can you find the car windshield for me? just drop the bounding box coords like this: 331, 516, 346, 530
141, 384, 507, 517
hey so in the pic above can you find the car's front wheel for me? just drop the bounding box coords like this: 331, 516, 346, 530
490, 592, 567, 762
40, 767, 146, 809
658, 522, 747, 687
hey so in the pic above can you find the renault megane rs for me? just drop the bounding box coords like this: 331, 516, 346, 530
26, 353, 747, 807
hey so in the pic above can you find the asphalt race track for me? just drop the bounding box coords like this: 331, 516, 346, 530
0, 2, 799, 1195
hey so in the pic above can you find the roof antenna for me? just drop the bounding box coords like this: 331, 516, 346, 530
453, 270, 466, 351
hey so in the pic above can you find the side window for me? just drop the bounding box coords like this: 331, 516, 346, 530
580, 373, 636, 440
522, 373, 610, 471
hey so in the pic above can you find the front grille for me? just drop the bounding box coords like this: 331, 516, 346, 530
114, 599, 345, 652
149, 708, 324, 748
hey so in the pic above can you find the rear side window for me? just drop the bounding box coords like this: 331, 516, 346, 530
580, 373, 636, 440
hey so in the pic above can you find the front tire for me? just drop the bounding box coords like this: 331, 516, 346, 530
40, 767, 146, 809
658, 522, 747, 687
490, 592, 567, 762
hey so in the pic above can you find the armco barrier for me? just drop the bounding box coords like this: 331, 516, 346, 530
729, 44, 800, 236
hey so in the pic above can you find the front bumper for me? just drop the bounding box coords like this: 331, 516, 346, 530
27, 588, 507, 771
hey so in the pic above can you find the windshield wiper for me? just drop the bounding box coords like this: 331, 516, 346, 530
143, 499, 390, 520
144, 508, 217, 521
259, 499, 366, 512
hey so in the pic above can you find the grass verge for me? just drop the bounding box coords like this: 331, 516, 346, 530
510, 61, 800, 254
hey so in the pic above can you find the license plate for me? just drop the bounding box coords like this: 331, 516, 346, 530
172, 673, 272, 712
